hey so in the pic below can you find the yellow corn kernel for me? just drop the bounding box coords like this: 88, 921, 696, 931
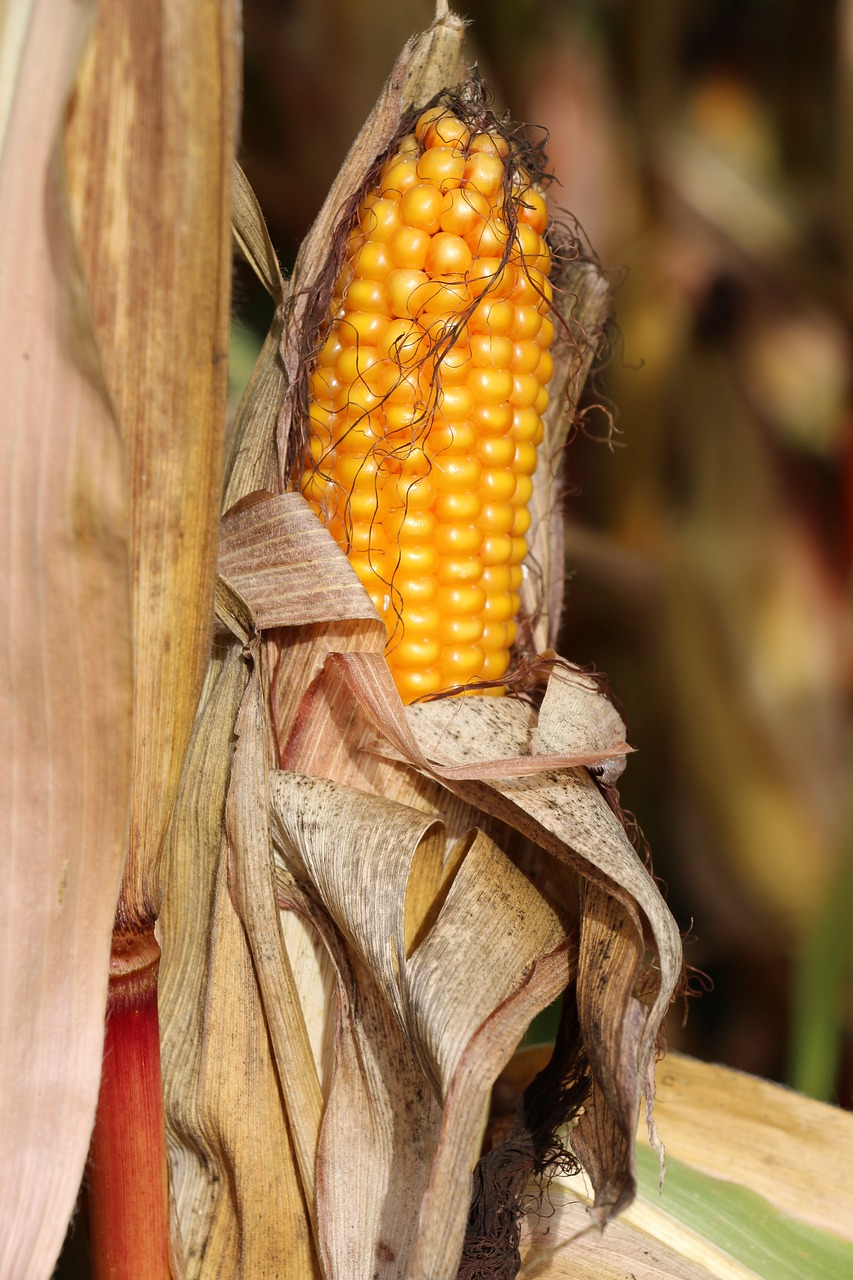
302, 103, 556, 703
482, 534, 513, 565
432, 499, 482, 533
422, 113, 471, 152
428, 420, 478, 455
440, 187, 491, 236
400, 183, 446, 233
394, 668, 444, 702
416, 146, 465, 192
440, 644, 486, 683
439, 613, 486, 645
477, 436, 516, 468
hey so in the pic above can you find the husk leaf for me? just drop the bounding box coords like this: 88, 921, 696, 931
232, 161, 285, 302
160, 646, 318, 1278
162, 518, 392, 1271
365, 679, 682, 1216
225, 652, 325, 1211
525, 260, 611, 652
269, 772, 574, 1279
0, 2, 133, 1273
217, 491, 380, 636
225, 169, 284, 504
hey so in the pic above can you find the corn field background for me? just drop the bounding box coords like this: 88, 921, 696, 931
9, 0, 850, 1274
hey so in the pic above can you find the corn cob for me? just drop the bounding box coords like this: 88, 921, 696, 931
301, 102, 555, 704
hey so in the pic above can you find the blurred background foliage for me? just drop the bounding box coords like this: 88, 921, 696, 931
234, 0, 853, 1110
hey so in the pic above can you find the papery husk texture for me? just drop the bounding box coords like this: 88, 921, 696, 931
0, 3, 132, 1275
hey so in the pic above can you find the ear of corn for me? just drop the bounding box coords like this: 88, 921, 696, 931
301, 100, 555, 704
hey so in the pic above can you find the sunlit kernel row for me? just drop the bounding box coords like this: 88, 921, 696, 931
301, 105, 556, 703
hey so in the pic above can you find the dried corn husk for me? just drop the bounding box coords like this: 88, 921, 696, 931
159, 3, 682, 1278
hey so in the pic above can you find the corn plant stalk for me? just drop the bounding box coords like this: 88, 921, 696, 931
85, 934, 169, 1279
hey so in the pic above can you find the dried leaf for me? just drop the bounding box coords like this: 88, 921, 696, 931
525, 261, 611, 652
161, 509, 393, 1269
223, 320, 286, 509
269, 772, 574, 1278
330, 652, 631, 781
533, 665, 628, 785
217, 491, 380, 634
225, 653, 324, 1212
226, 164, 286, 505
160, 647, 318, 1279
0, 3, 132, 1273
280, 649, 493, 847
279, 633, 678, 1229
399, 695, 682, 1217
232, 161, 285, 302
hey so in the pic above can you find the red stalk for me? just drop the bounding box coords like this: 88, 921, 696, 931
87, 926, 171, 1279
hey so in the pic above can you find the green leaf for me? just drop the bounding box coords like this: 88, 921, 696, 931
636, 1144, 853, 1280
